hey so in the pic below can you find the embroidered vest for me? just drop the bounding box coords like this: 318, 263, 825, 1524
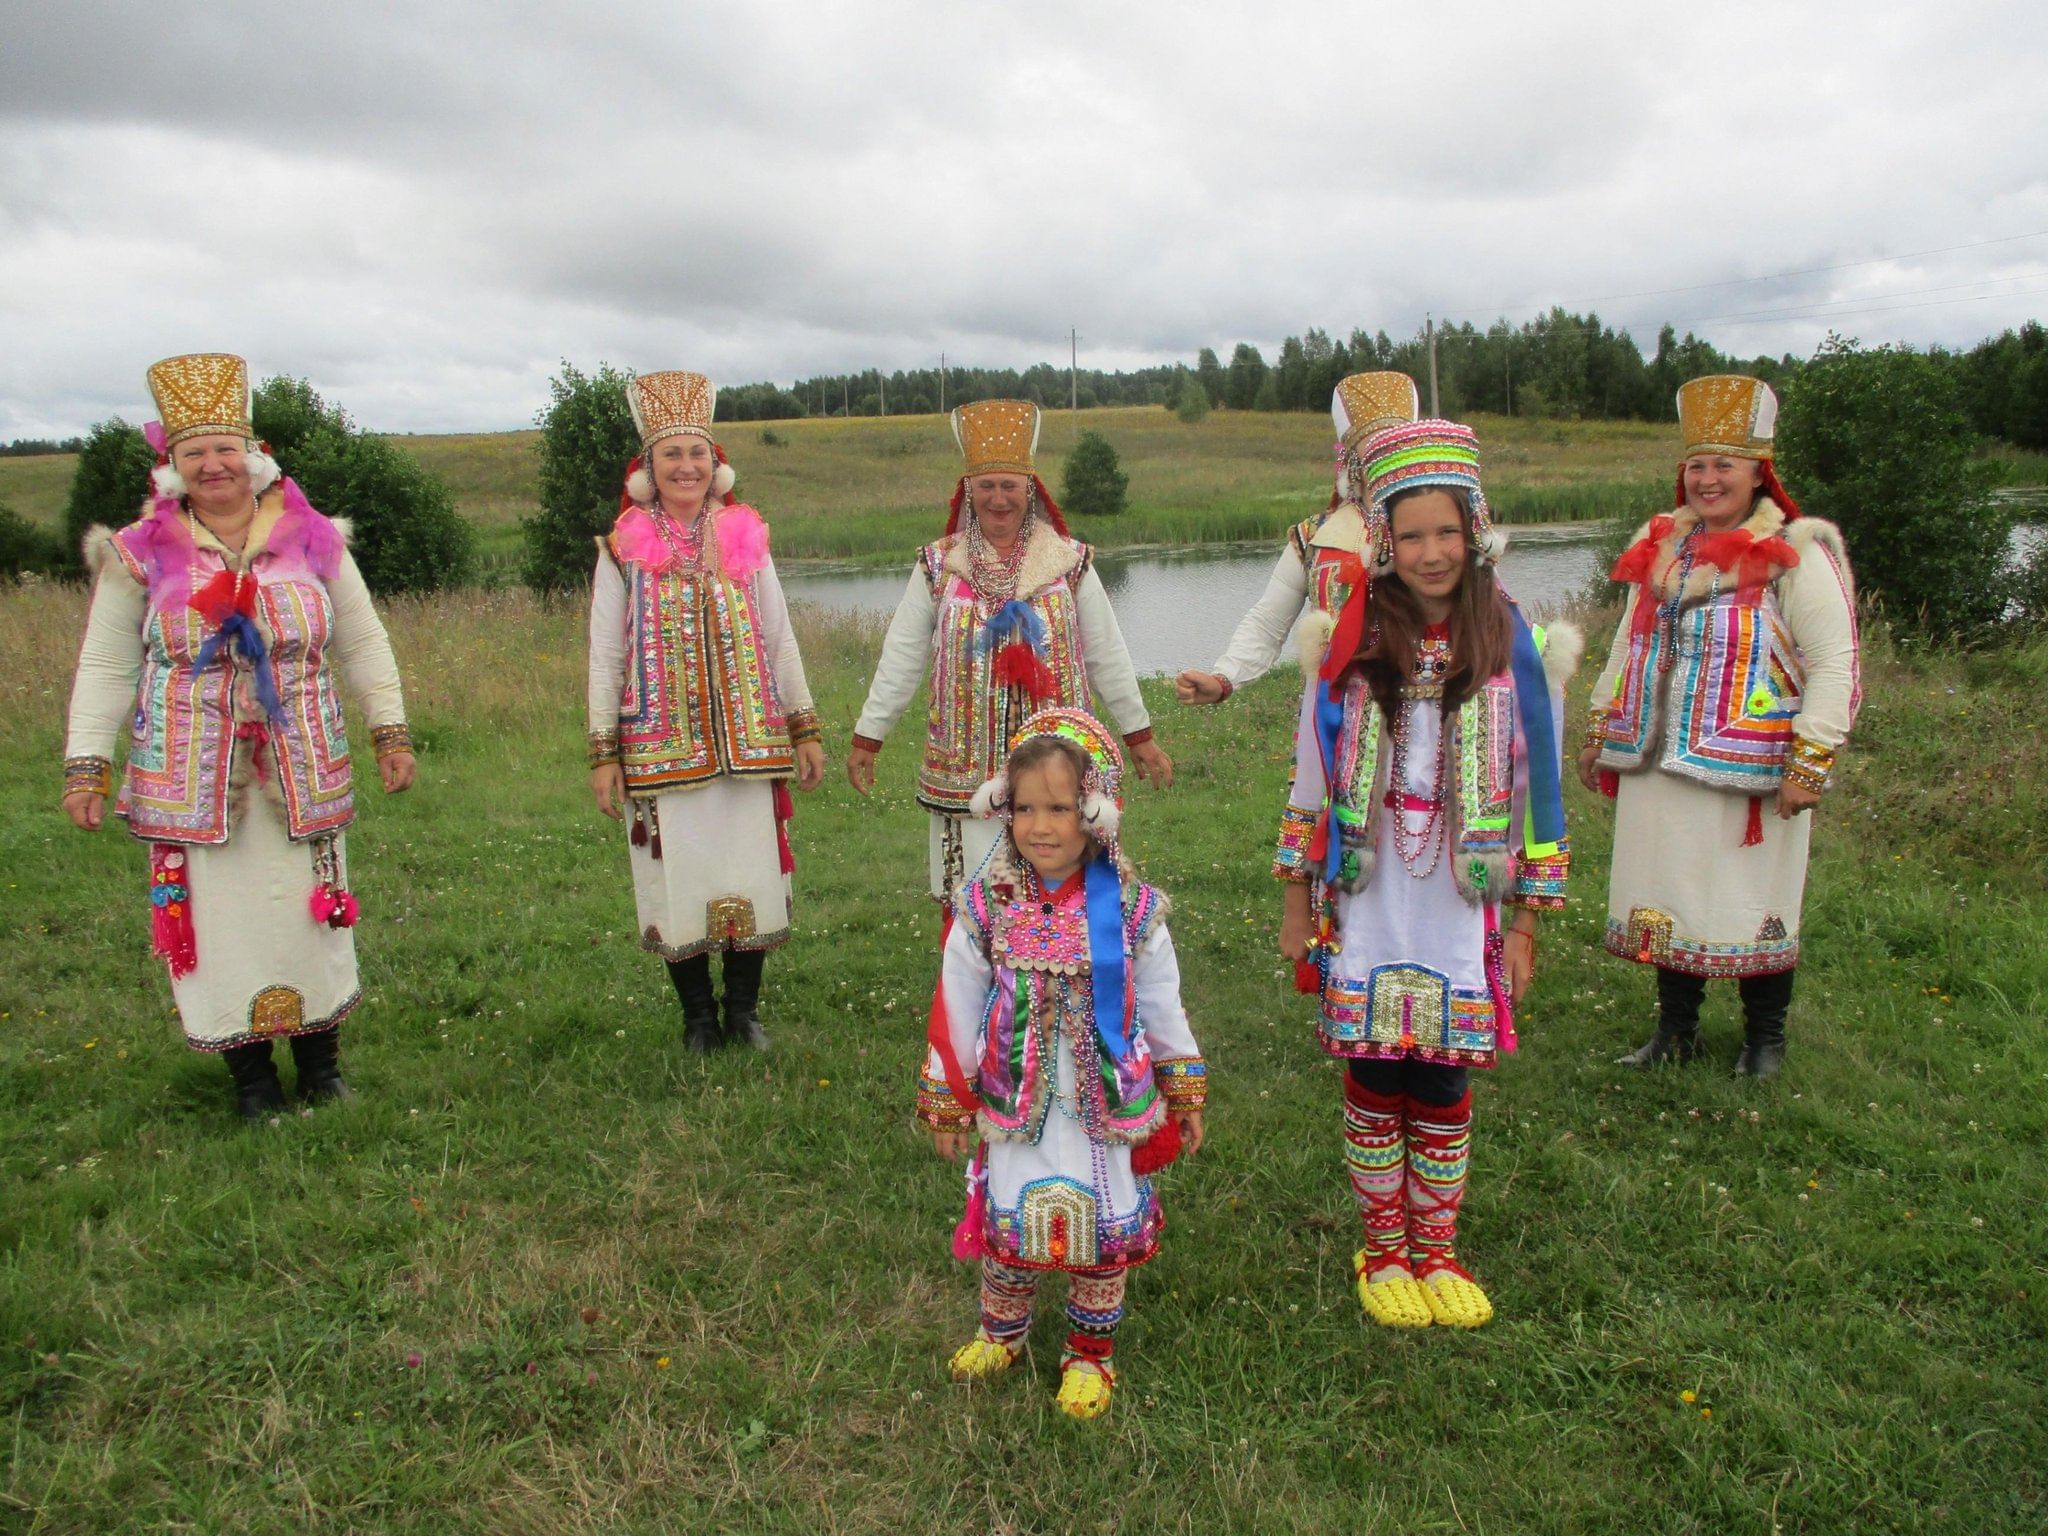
1330, 670, 1519, 903
960, 873, 1170, 1145
612, 519, 794, 794
917, 537, 1093, 814
109, 491, 354, 845
1291, 515, 1362, 624
1599, 576, 1803, 794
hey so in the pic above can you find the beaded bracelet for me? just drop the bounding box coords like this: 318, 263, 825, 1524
1784, 735, 1836, 794
369, 723, 414, 761
587, 730, 623, 770
1581, 705, 1611, 754
786, 709, 824, 748
63, 755, 113, 798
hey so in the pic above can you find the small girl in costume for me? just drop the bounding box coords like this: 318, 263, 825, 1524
918, 707, 1207, 1420
1277, 419, 1578, 1330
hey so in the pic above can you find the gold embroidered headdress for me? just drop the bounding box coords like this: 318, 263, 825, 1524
951, 399, 1040, 478
629, 370, 718, 451
1331, 372, 1419, 452
1677, 375, 1779, 461
146, 354, 253, 448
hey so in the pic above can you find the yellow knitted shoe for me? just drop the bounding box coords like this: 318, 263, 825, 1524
948, 1336, 1022, 1382
1352, 1249, 1433, 1330
1418, 1265, 1494, 1329
1055, 1362, 1115, 1420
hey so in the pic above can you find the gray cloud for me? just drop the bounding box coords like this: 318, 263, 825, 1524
3, 0, 2046, 436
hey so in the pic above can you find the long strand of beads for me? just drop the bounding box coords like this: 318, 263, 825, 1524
967, 508, 1034, 606
1655, 527, 1701, 674
1389, 694, 1450, 879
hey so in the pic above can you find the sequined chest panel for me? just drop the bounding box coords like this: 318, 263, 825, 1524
969, 880, 1166, 1147
617, 561, 793, 792
1601, 584, 1803, 791
918, 548, 1090, 813
115, 544, 352, 845
1330, 669, 1516, 898
1306, 547, 1359, 623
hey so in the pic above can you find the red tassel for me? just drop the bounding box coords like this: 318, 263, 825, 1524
992, 642, 1057, 701
150, 846, 198, 979
773, 780, 795, 875
630, 814, 648, 847
927, 909, 982, 1114
1743, 795, 1765, 846
1131, 1115, 1183, 1175
189, 569, 256, 625
1598, 769, 1619, 799
1294, 958, 1322, 995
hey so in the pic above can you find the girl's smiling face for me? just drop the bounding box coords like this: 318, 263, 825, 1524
1009, 754, 1091, 887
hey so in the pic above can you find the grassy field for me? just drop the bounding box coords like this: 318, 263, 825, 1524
3, 581, 2045, 1533
1, 408, 1678, 578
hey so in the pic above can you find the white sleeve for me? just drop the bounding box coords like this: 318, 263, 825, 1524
1286, 668, 1327, 815
930, 912, 993, 1084
1075, 564, 1151, 735
853, 565, 936, 743
64, 565, 148, 762
324, 550, 407, 727
750, 553, 815, 716
1585, 592, 1639, 724
587, 544, 628, 734
1782, 540, 1860, 751
1211, 542, 1308, 686
1135, 921, 1200, 1061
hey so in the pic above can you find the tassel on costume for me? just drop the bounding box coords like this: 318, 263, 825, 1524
1744, 795, 1765, 847
189, 570, 286, 724
991, 642, 1057, 700
952, 1143, 989, 1261
149, 845, 197, 978
1130, 1114, 1182, 1175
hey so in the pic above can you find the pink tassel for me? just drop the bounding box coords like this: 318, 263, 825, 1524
309, 886, 360, 929
150, 845, 197, 978
951, 1144, 989, 1261
715, 505, 771, 580
773, 781, 795, 875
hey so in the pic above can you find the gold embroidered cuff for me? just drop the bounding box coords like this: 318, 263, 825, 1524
1155, 1056, 1209, 1112
1784, 735, 1836, 793
786, 709, 823, 748
1581, 704, 1611, 754
1274, 804, 1317, 882
587, 730, 622, 769
63, 755, 113, 798
370, 723, 414, 761
916, 1069, 977, 1133
1508, 844, 1570, 911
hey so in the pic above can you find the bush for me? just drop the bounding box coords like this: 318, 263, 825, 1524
0, 499, 67, 579
61, 418, 155, 569
1776, 336, 2010, 643
1061, 432, 1129, 518
1172, 368, 1209, 424
523, 362, 640, 594
252, 377, 476, 595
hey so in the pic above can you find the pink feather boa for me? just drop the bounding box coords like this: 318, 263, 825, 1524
613, 503, 770, 579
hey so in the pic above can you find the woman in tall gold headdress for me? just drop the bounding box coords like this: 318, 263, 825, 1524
1578, 376, 1861, 1078
846, 399, 1168, 905
1175, 372, 1419, 705
62, 353, 414, 1120
587, 370, 825, 1054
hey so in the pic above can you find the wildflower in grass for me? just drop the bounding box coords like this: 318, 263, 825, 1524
657, 1356, 671, 1369
1680, 1390, 1696, 1403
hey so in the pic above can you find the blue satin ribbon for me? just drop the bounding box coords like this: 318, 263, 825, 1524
1508, 605, 1564, 850
195, 612, 286, 724
1313, 675, 1347, 883
1084, 853, 1133, 1061
975, 599, 1046, 654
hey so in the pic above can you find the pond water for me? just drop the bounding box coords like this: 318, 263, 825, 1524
781, 527, 1605, 678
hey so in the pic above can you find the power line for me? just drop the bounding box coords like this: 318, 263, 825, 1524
1558, 229, 2048, 307
1676, 269, 2048, 327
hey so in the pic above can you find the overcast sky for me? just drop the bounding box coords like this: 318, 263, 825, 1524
4, 1, 2046, 438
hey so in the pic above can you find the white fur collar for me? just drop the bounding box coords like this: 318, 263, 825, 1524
1310, 502, 1365, 553
941, 520, 1083, 597
1635, 497, 1792, 603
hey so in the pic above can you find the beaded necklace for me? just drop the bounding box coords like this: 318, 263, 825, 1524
966, 507, 1034, 606
1654, 526, 1703, 673
650, 500, 715, 575
1389, 628, 1453, 880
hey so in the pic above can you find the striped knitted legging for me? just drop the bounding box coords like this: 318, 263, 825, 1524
978, 1257, 1128, 1372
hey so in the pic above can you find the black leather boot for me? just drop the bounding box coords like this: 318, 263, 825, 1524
721, 948, 770, 1051
224, 1041, 287, 1122
667, 954, 722, 1054
1735, 970, 1793, 1079
1617, 967, 1706, 1068
290, 1029, 353, 1102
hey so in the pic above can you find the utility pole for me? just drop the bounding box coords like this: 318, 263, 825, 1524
1504, 332, 1513, 417
1425, 313, 1441, 418
842, 378, 849, 417
939, 352, 946, 414
878, 370, 886, 417
1070, 329, 1079, 418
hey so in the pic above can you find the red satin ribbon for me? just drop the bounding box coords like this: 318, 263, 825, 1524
1317, 552, 1368, 682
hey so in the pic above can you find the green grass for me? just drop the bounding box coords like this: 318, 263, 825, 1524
3, 588, 2046, 1532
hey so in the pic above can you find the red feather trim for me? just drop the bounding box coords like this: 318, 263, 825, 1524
1131, 1115, 1183, 1175
992, 642, 1057, 700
